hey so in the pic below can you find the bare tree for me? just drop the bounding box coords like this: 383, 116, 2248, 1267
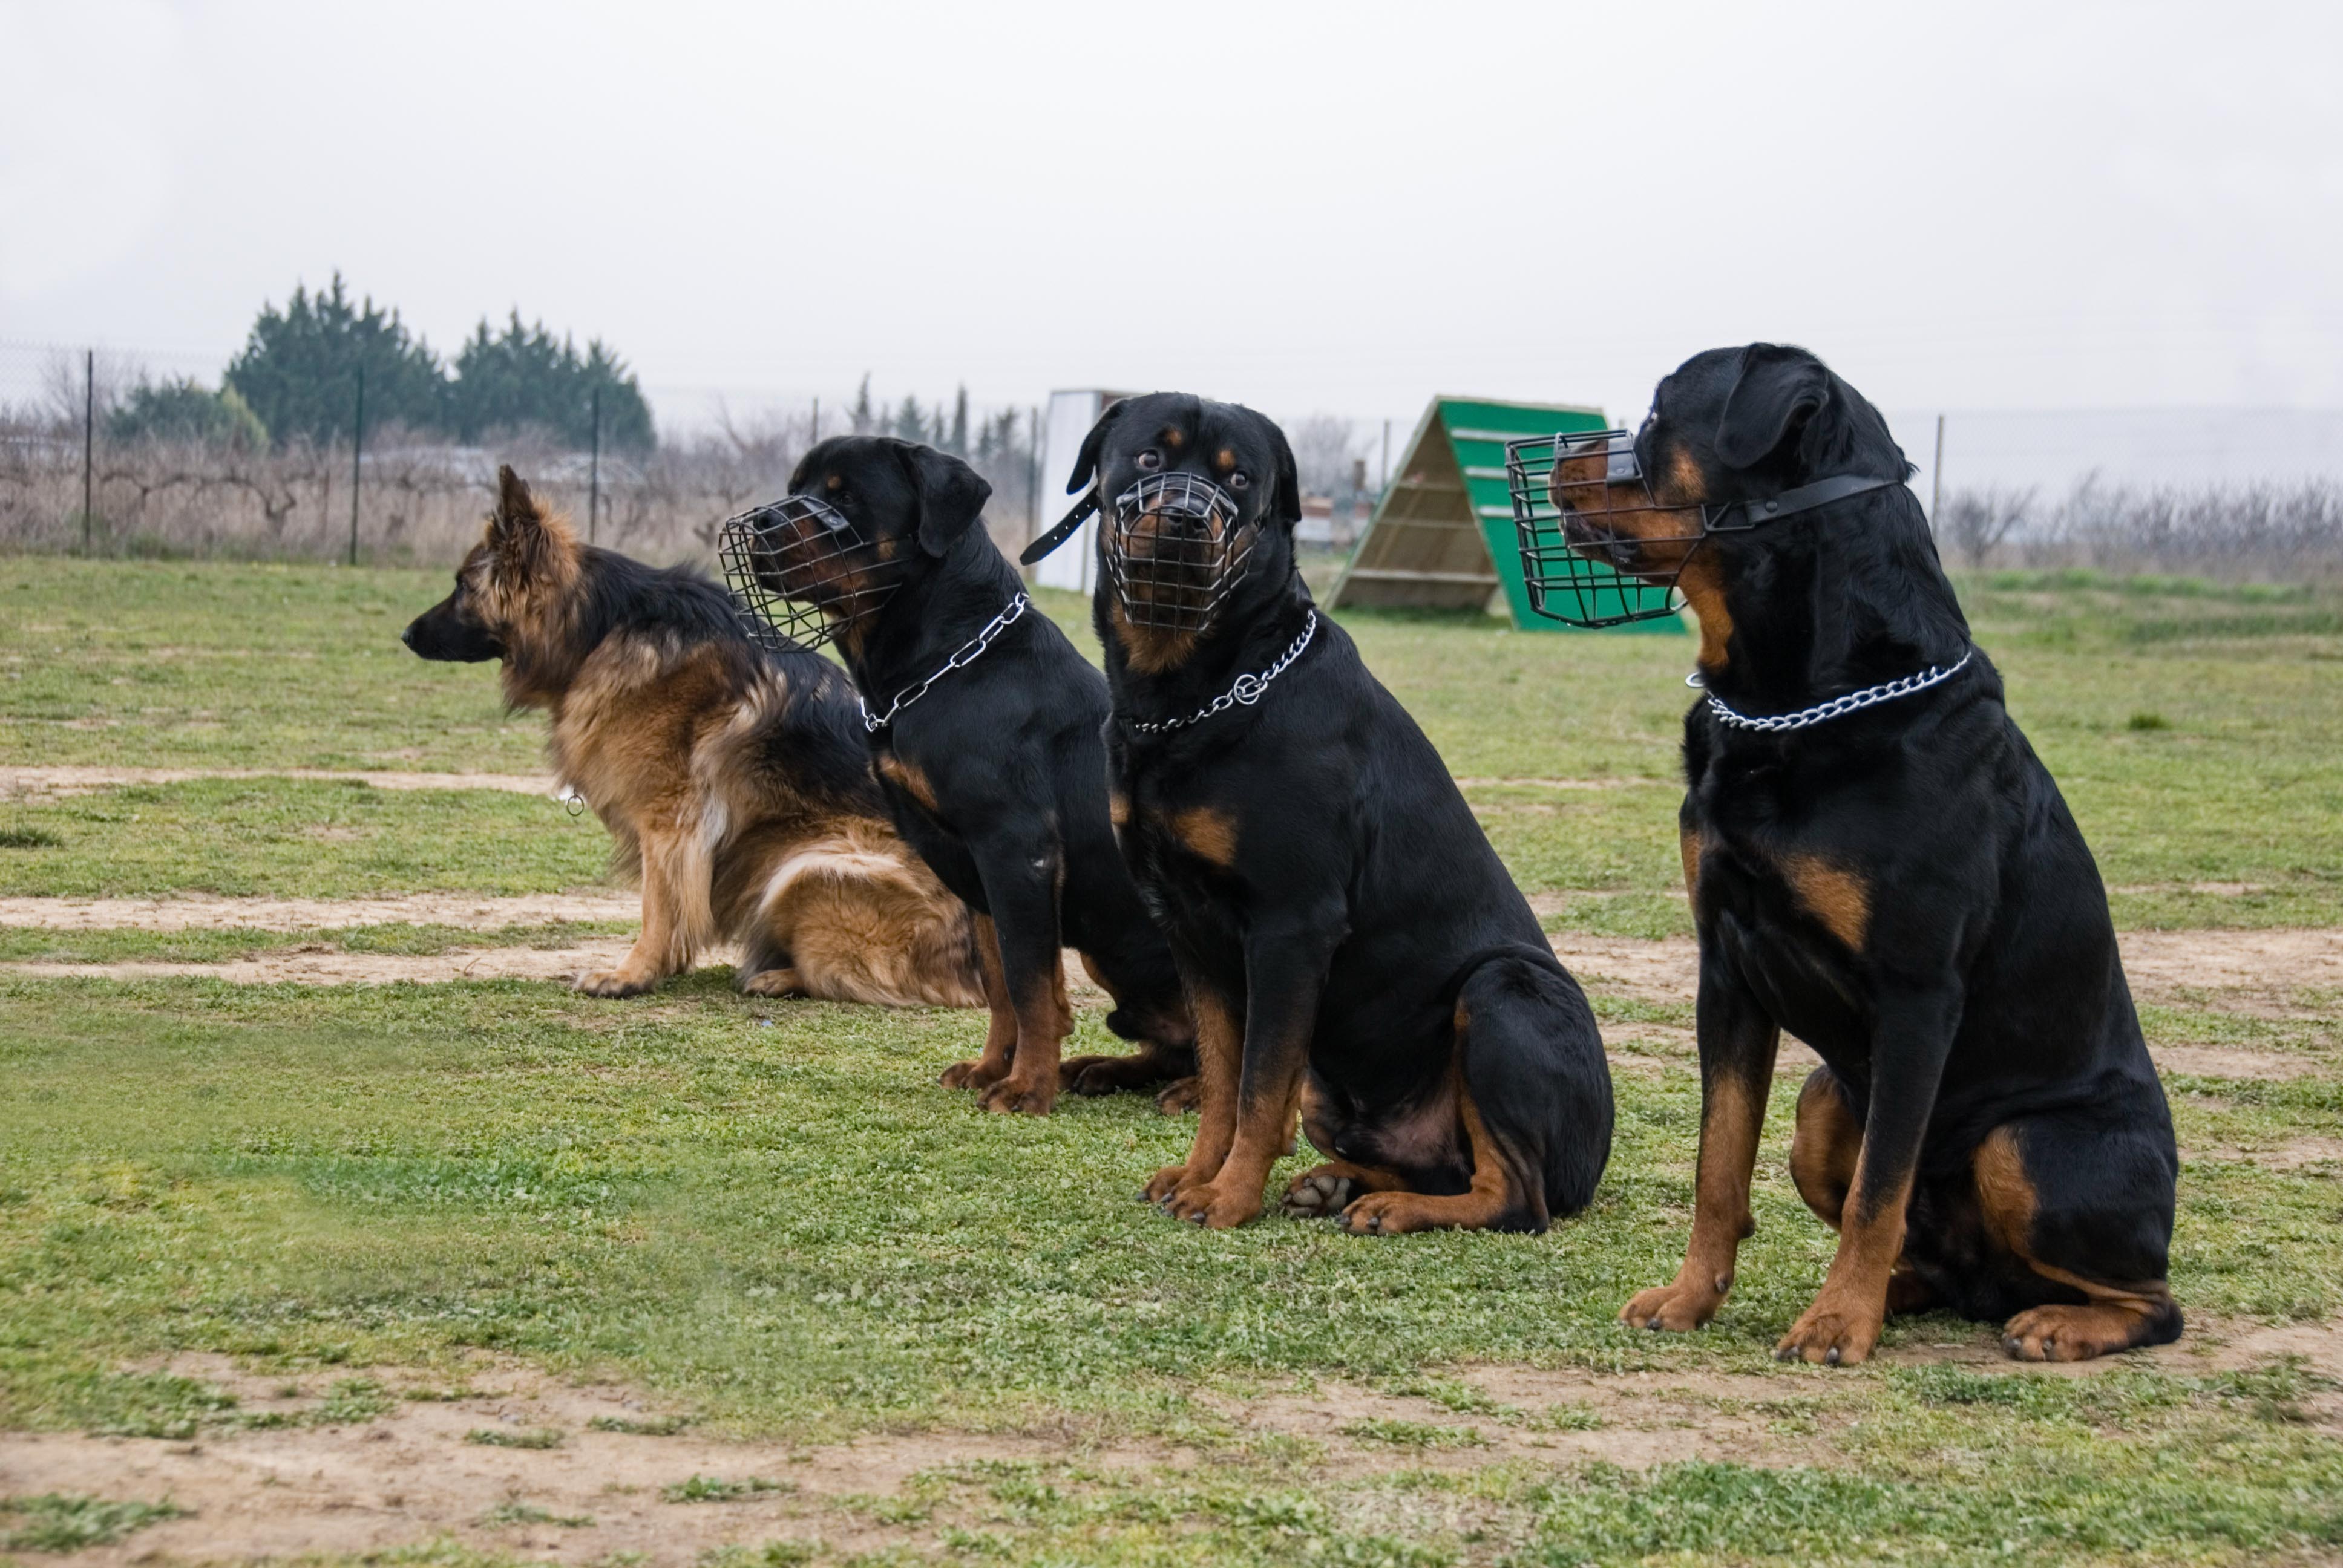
1286, 414, 1366, 500
1936, 484, 2036, 567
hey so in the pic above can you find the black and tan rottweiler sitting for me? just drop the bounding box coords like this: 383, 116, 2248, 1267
1567, 344, 2181, 1364
737, 436, 1195, 1115
1061, 392, 1613, 1231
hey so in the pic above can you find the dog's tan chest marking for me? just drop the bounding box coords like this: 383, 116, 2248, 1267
1779, 853, 1871, 951
1163, 805, 1240, 869
877, 752, 941, 814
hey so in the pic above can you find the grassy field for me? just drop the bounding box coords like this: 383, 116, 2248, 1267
1, 557, 2340, 1566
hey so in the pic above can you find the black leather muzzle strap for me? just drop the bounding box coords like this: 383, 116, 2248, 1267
1019, 488, 1101, 566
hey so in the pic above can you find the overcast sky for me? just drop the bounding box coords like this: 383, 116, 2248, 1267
4, 0, 2339, 437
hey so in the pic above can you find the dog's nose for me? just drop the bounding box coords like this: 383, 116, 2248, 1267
399, 622, 417, 650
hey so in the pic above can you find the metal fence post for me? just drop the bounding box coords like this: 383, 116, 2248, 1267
82, 350, 94, 554
1931, 413, 1945, 523
348, 367, 364, 566
578, 384, 590, 543
1027, 405, 1041, 544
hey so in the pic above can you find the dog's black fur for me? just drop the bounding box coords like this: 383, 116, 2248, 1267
1075, 393, 1613, 1232
755, 436, 1197, 1114
1588, 345, 2180, 1364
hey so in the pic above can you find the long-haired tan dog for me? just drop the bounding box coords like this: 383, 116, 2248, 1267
403, 466, 983, 1007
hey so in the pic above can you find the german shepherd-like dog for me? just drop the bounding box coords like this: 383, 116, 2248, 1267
401, 466, 984, 1008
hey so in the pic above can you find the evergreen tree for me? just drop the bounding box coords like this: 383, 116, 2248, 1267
446, 312, 654, 452
850, 375, 876, 433
108, 377, 269, 449
949, 386, 969, 456
893, 396, 927, 443
223, 272, 447, 444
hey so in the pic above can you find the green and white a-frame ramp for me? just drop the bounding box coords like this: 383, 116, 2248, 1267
1328, 396, 1684, 633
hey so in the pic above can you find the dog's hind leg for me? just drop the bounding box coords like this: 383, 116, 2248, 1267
578, 820, 710, 998
1338, 949, 1611, 1236
1060, 949, 1199, 1105
1973, 1109, 2181, 1361
940, 915, 1020, 1091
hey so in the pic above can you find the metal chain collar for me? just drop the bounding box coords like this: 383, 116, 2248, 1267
1693, 649, 1974, 733
1127, 610, 1318, 735
858, 594, 1029, 734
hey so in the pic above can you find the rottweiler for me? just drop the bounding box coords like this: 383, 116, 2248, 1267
1556, 344, 2181, 1363
1057, 393, 1614, 1231
729, 436, 1196, 1115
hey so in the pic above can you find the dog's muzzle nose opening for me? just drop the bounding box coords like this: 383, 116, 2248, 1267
718, 493, 905, 653
1103, 472, 1254, 635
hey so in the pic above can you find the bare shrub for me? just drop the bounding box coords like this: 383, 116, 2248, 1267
1938, 474, 2343, 581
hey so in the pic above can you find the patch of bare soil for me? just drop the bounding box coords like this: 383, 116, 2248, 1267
1452, 777, 1649, 791
2183, 1137, 2343, 1171
1547, 933, 1699, 1007
0, 765, 558, 800
0, 942, 641, 987
0, 1349, 1884, 1568
2118, 927, 2343, 1016
2150, 1045, 2320, 1080
0, 892, 638, 932
0, 1355, 1052, 1568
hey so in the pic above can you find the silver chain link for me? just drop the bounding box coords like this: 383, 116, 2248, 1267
858, 594, 1029, 733
1699, 648, 1973, 733
1128, 610, 1318, 735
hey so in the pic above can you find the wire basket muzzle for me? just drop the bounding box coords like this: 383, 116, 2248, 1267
717, 494, 906, 652
1505, 430, 1705, 629
1103, 472, 1255, 632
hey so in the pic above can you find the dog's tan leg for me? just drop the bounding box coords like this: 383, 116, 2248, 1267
578, 820, 704, 997
1620, 982, 1780, 1332
941, 915, 1018, 1090
1144, 985, 1242, 1203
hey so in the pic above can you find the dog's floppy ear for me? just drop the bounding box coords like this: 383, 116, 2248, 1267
1714, 344, 1835, 472
1066, 397, 1129, 496
1263, 414, 1303, 528
888, 440, 992, 558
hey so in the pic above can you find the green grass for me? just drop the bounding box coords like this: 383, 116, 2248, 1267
4, 563, 2339, 930
0, 559, 2339, 1565
0, 1493, 186, 1553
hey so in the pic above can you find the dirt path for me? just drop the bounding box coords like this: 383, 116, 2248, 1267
4, 1322, 2331, 1568
0, 892, 637, 932
0, 765, 557, 799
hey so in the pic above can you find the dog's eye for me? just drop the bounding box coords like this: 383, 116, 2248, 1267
1228, 472, 1250, 491
1136, 449, 1163, 471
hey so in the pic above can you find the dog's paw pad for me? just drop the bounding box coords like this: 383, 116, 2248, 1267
1280, 1168, 1356, 1219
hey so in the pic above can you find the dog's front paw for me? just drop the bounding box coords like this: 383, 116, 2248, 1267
975, 1077, 1055, 1117
1280, 1166, 1356, 1219
1153, 1076, 1201, 1116
1775, 1293, 1884, 1367
574, 967, 656, 998
1619, 1273, 1728, 1333
1140, 1163, 1194, 1204
939, 1059, 1003, 1090
1339, 1191, 1448, 1235
1161, 1178, 1262, 1230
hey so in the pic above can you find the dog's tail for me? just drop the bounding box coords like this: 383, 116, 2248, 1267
746, 826, 985, 1009
1457, 944, 1614, 1221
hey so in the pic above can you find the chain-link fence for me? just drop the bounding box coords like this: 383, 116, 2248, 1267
0, 341, 1051, 569
7, 338, 2341, 581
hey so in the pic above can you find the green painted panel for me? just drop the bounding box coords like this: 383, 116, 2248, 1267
1435, 399, 1683, 635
